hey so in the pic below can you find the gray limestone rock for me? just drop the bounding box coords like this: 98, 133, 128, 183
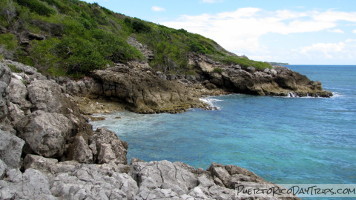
0, 130, 24, 169
27, 80, 72, 114
131, 160, 198, 196
16, 111, 73, 157
23, 154, 58, 173
7, 102, 25, 124
0, 159, 6, 178
68, 136, 93, 163
90, 128, 128, 164
7, 76, 30, 108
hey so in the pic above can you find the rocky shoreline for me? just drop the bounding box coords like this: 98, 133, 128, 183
0, 59, 331, 199
58, 55, 332, 115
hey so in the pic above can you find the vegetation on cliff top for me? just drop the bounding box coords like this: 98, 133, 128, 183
0, 0, 271, 76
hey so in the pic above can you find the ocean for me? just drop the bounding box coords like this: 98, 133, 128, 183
91, 65, 356, 186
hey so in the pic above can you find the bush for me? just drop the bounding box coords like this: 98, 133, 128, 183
90, 29, 143, 63
7, 64, 22, 73
0, 0, 17, 26
16, 0, 56, 16
41, 0, 73, 14
217, 55, 271, 70
0, 33, 18, 50
213, 67, 223, 74
30, 38, 60, 70
55, 37, 108, 75
125, 18, 151, 33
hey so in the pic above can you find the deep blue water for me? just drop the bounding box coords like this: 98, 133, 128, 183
92, 65, 356, 186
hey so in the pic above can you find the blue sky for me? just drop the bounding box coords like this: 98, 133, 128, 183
83, 0, 356, 64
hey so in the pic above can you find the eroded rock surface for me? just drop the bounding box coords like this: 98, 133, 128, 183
91, 63, 206, 113
0, 157, 298, 200
189, 54, 332, 97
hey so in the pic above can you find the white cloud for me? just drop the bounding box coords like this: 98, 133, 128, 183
353, 29, 356, 34
162, 8, 355, 53
201, 0, 223, 3
151, 6, 165, 12
161, 8, 356, 64
328, 29, 344, 33
299, 39, 356, 60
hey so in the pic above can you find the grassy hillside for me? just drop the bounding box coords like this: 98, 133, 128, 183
0, 0, 271, 77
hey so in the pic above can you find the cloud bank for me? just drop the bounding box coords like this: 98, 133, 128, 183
162, 8, 356, 64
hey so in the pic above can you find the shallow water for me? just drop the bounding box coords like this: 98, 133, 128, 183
91, 65, 356, 186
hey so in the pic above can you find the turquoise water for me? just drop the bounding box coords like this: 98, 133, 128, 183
91, 65, 356, 185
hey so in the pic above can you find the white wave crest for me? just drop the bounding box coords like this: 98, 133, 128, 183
199, 97, 222, 110
331, 92, 343, 98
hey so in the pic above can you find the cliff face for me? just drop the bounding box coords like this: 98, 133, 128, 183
0, 60, 300, 199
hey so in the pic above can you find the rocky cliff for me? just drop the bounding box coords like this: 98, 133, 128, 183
0, 60, 300, 199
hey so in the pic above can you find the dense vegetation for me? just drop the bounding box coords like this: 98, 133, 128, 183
0, 0, 271, 76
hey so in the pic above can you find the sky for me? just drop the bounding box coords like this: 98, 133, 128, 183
83, 0, 356, 65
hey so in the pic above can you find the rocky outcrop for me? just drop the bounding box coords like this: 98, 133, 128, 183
89, 128, 128, 164
127, 37, 154, 61
189, 55, 332, 97
16, 110, 74, 158
60, 55, 331, 115
0, 61, 127, 163
91, 62, 207, 113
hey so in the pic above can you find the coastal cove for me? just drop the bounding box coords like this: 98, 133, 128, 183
1, 0, 355, 198
91, 65, 356, 185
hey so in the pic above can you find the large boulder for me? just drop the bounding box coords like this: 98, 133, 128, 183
27, 80, 71, 113
0, 130, 24, 169
90, 128, 128, 164
67, 135, 93, 163
131, 160, 199, 197
6, 76, 30, 108
16, 110, 74, 158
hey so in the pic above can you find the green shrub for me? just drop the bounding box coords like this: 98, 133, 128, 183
0, 0, 17, 26
16, 0, 56, 16
216, 55, 271, 70
0, 33, 18, 50
90, 29, 143, 63
47, 66, 67, 76
41, 0, 73, 14
30, 38, 60, 70
7, 64, 22, 73
125, 18, 151, 33
55, 37, 108, 75
213, 67, 223, 74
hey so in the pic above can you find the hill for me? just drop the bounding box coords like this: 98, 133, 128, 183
0, 0, 271, 77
